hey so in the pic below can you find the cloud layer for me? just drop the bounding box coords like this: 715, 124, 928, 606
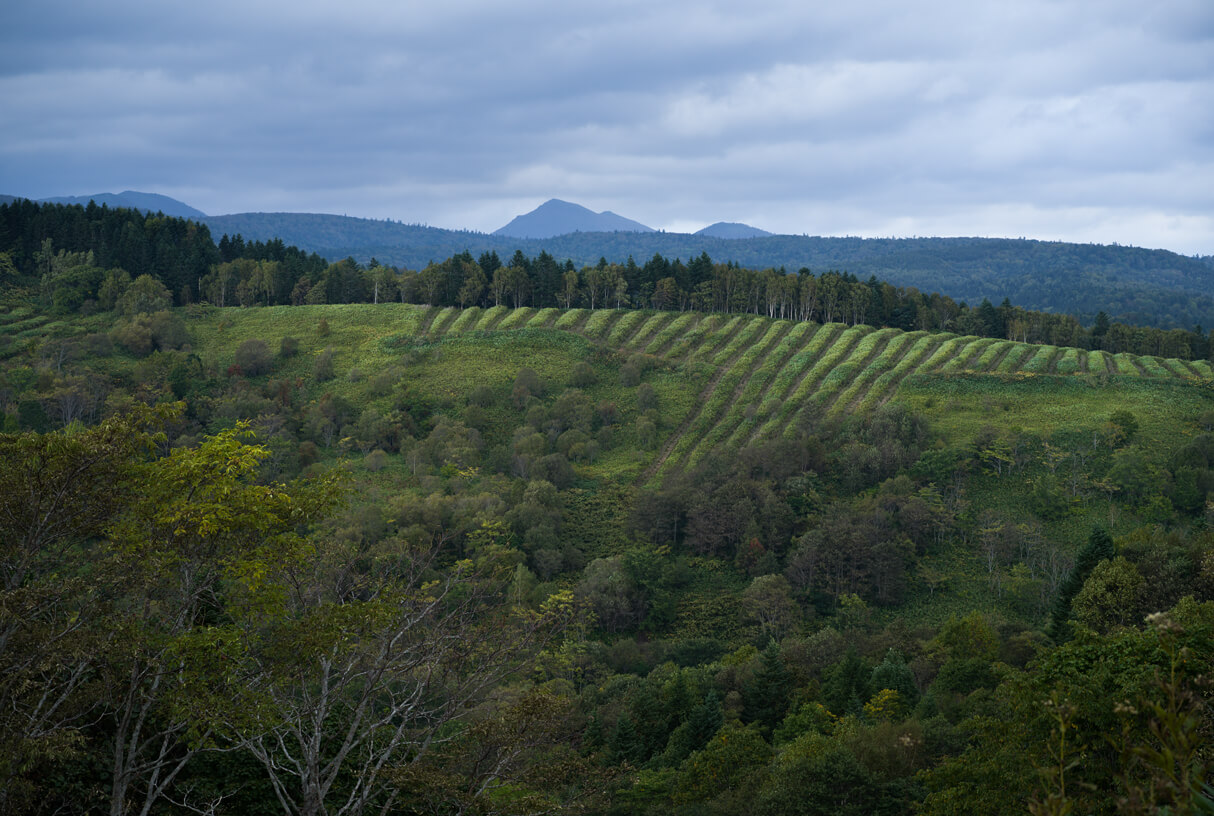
3, 0, 1211, 253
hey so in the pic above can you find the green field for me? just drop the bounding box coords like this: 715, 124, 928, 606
134, 305, 1213, 490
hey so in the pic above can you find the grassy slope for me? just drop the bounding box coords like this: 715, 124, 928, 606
6, 303, 1212, 633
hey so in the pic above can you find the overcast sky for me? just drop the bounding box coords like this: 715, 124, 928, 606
2, 0, 1212, 253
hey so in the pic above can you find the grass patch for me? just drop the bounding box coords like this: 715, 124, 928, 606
665, 314, 724, 360
645, 311, 698, 355
582, 309, 617, 339
970, 340, 1012, 372
1055, 347, 1081, 375
446, 307, 482, 334
473, 305, 509, 331
605, 309, 649, 347
708, 316, 766, 366
496, 307, 536, 330
1021, 345, 1057, 373
1112, 353, 1141, 376
526, 307, 561, 328
624, 312, 673, 350
553, 308, 586, 330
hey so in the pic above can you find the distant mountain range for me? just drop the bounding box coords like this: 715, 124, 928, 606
491, 200, 772, 240
5, 191, 1212, 328
194, 210, 1214, 329
0, 191, 208, 219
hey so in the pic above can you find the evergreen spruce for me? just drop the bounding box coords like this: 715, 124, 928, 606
1048, 526, 1116, 641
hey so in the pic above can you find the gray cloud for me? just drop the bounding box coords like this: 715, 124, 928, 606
2, 0, 1211, 253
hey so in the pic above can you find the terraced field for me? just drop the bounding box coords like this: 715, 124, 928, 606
387, 306, 1213, 485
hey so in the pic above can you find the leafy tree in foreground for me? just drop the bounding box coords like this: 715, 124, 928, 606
223, 538, 575, 816
0, 408, 167, 813
96, 422, 338, 816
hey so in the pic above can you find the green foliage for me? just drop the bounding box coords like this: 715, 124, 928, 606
234, 337, 272, 375
1072, 556, 1145, 633
0, 264, 1210, 816
1049, 527, 1116, 641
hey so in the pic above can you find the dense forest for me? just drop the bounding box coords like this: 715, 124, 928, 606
199, 209, 1214, 330
1, 201, 1212, 815
2, 201, 1211, 363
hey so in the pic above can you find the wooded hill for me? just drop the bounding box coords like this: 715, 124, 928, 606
3, 200, 1211, 365
198, 209, 1214, 329
2, 291, 1212, 814
6, 198, 1212, 331
1, 201, 1212, 815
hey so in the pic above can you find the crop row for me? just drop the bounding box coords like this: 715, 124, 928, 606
667, 321, 795, 474
396, 306, 1208, 485
719, 321, 818, 450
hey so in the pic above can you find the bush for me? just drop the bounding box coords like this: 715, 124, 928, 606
620, 360, 641, 386
637, 382, 658, 413
314, 348, 335, 381
280, 336, 300, 358
365, 449, 389, 471
571, 360, 597, 387
298, 441, 319, 467
148, 311, 189, 351
111, 320, 154, 357
512, 367, 544, 408
469, 384, 496, 407
370, 370, 398, 397
117, 274, 171, 316
235, 339, 273, 376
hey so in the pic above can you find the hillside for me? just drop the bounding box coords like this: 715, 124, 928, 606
2, 298, 1212, 814
3, 301, 1208, 493
18, 191, 207, 218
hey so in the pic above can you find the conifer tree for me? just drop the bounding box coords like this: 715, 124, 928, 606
1048, 526, 1116, 641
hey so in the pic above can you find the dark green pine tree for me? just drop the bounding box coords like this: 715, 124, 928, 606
821, 648, 871, 717
609, 713, 645, 765
869, 649, 919, 707
660, 691, 723, 767
744, 639, 793, 735
631, 689, 669, 762
1048, 526, 1116, 641
1092, 310, 1111, 339
663, 672, 696, 728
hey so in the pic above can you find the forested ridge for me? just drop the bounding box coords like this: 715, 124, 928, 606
1, 201, 1212, 815
3, 200, 1211, 362
198, 209, 1214, 330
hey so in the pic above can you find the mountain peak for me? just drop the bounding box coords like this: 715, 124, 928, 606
33, 191, 206, 218
494, 199, 654, 239
695, 221, 772, 239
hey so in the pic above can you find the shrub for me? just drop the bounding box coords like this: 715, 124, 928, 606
117, 274, 171, 316
620, 360, 641, 386
280, 336, 300, 358
512, 367, 544, 408
469, 384, 496, 407
365, 449, 389, 472
234, 339, 273, 376
571, 360, 597, 387
637, 382, 658, 413
298, 441, 319, 467
111, 319, 154, 357
314, 348, 335, 381
148, 311, 189, 351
